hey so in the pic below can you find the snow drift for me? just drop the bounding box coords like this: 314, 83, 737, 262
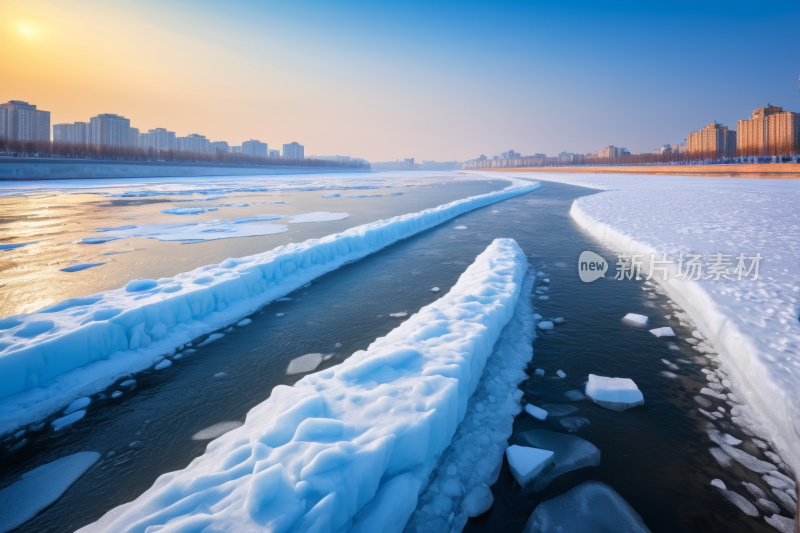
0, 178, 538, 435
77, 238, 528, 533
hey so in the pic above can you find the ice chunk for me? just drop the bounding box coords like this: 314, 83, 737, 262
649, 327, 675, 337
286, 353, 325, 375
120, 380, 136, 387
661, 359, 679, 371
52, 410, 85, 430
538, 295, 549, 300
64, 397, 91, 415
700, 388, 727, 400
461, 484, 493, 517
552, 317, 564, 324
772, 489, 796, 516
540, 404, 578, 417
556, 370, 566, 378
585, 374, 644, 412
711, 481, 758, 517
61, 263, 104, 273
0, 452, 100, 533
161, 207, 215, 215
430, 287, 440, 292
510, 430, 600, 492
711, 479, 727, 490
111, 391, 122, 398
525, 404, 548, 421
389, 312, 408, 318
756, 498, 781, 515
454, 226, 467, 230
523, 481, 650, 533
564, 390, 585, 401
533, 313, 542, 320
560, 416, 590, 432
198, 333, 224, 347
534, 369, 545, 377
214, 372, 227, 379
237, 318, 252, 326
537, 321, 554, 330
154, 359, 172, 370
506, 445, 555, 488
764, 474, 793, 491
719, 443, 778, 474
622, 313, 649, 326
765, 515, 795, 533
191, 421, 244, 440
276, 313, 285, 317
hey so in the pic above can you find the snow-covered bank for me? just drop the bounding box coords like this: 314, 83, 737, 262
490, 171, 800, 476
77, 238, 528, 533
0, 179, 538, 436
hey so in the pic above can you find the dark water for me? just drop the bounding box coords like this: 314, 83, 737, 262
0, 181, 782, 532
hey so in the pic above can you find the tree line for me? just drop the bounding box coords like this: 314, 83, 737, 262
0, 138, 370, 169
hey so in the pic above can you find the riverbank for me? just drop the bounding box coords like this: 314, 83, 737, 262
472, 164, 800, 178
0, 158, 370, 180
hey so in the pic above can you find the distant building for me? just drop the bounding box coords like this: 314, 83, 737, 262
129, 127, 139, 147
211, 141, 229, 153
53, 122, 91, 144
404, 158, 414, 170
653, 144, 672, 155
140, 128, 176, 151
595, 145, 628, 158
177, 133, 211, 153
242, 139, 268, 157
0, 100, 50, 141
688, 122, 736, 158
231, 146, 242, 153
283, 142, 304, 159
268, 149, 280, 157
737, 105, 800, 156
89, 113, 131, 147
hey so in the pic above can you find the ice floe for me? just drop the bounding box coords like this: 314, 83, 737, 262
523, 481, 650, 533
556, 370, 566, 378
525, 404, 548, 421
0, 451, 100, 533
52, 410, 85, 430
510, 429, 600, 492
622, 313, 649, 326
537, 321, 554, 330
286, 353, 325, 375
506, 445, 555, 488
237, 318, 252, 326
75, 238, 528, 533
564, 390, 585, 401
585, 374, 644, 412
64, 397, 91, 415
649, 327, 675, 337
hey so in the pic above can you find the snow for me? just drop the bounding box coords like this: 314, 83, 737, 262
525, 404, 548, 421
64, 396, 91, 415
288, 212, 349, 224
516, 171, 800, 474
237, 318, 252, 326
585, 374, 644, 412
61, 263, 105, 273
649, 327, 675, 337
506, 445, 555, 488
154, 359, 172, 370
191, 421, 244, 440
286, 353, 325, 375
52, 410, 85, 430
76, 238, 529, 533
522, 481, 650, 533
622, 313, 649, 326
511, 429, 600, 492
537, 321, 554, 330
0, 451, 100, 533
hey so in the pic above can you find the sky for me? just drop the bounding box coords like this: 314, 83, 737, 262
2, 0, 799, 161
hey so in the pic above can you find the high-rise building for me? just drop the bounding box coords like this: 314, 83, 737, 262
0, 100, 51, 141
90, 113, 131, 147
211, 141, 229, 153
140, 128, 176, 151
268, 149, 280, 158
129, 127, 139, 147
242, 139, 268, 157
53, 122, 91, 144
177, 133, 211, 153
688, 122, 736, 158
231, 146, 242, 153
737, 105, 800, 156
282, 142, 304, 159
595, 145, 628, 158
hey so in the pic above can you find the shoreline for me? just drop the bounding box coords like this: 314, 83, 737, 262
469, 164, 800, 179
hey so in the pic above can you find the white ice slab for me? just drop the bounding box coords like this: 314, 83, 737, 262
585, 374, 644, 412
537, 321, 554, 330
649, 327, 675, 337
525, 404, 548, 421
622, 313, 649, 326
506, 445, 554, 488
76, 238, 529, 533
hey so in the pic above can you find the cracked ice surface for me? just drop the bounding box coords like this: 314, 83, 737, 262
76, 238, 528, 533
0, 178, 538, 436
502, 171, 800, 474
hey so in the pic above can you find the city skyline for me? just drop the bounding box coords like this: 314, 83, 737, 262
3, 0, 799, 161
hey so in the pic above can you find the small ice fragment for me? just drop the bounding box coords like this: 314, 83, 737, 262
172, 354, 182, 360
539, 404, 578, 417
721, 434, 741, 446
763, 475, 793, 491
276, 298, 292, 302
622, 313, 649, 326
534, 369, 545, 377
237, 319, 252, 326
552, 317, 564, 324
505, 445, 555, 488
182, 349, 196, 355
287, 353, 324, 375
454, 226, 467, 230
661, 359, 679, 370
700, 388, 727, 400
692, 330, 706, 340
154, 359, 172, 370
334, 343, 341, 348
711, 479, 727, 490
556, 370, 566, 378
214, 372, 227, 379
64, 397, 91, 415
389, 312, 408, 317
52, 410, 85, 430
661, 371, 678, 379
564, 390, 585, 401
120, 380, 136, 387
543, 278, 549, 282
129, 441, 141, 448
192, 421, 244, 440
525, 404, 548, 421
533, 313, 542, 320
585, 374, 644, 412
710, 447, 732, 467
198, 333, 224, 346
276, 313, 285, 317
225, 327, 234, 333
430, 287, 440, 292
538, 321, 554, 330
462, 484, 493, 517
649, 327, 675, 337
538, 295, 549, 300
111, 391, 122, 398
764, 514, 795, 533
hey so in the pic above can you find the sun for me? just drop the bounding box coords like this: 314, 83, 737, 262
17, 23, 39, 38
